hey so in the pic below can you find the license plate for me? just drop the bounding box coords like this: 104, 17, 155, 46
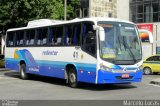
121, 74, 130, 78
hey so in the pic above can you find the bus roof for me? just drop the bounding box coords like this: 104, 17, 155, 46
7, 17, 134, 32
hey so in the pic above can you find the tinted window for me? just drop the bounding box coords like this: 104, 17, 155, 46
50, 26, 63, 46
64, 25, 74, 45
82, 22, 94, 45
73, 23, 81, 45
146, 56, 160, 61
7, 31, 15, 47
36, 28, 48, 46
15, 31, 24, 46
25, 29, 35, 46
55, 26, 63, 45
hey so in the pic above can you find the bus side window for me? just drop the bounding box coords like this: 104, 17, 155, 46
16, 31, 24, 46
49, 27, 56, 45
55, 26, 63, 45
83, 32, 96, 56
82, 22, 96, 56
29, 30, 35, 46
25, 30, 30, 46
19, 31, 24, 46
73, 23, 81, 46
7, 32, 14, 47
42, 28, 48, 45
37, 29, 42, 45
65, 25, 73, 45
15, 32, 19, 46
82, 22, 94, 45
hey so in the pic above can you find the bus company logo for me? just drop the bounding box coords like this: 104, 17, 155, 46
29, 67, 39, 72
42, 50, 58, 56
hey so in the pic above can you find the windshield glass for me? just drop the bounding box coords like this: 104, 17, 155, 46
98, 21, 142, 65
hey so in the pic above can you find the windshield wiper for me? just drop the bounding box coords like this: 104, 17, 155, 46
122, 37, 136, 63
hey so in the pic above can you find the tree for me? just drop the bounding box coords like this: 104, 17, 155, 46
0, 0, 80, 33
66, 0, 80, 20
0, 0, 65, 33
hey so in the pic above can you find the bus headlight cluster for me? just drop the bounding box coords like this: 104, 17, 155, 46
137, 66, 143, 72
100, 63, 112, 72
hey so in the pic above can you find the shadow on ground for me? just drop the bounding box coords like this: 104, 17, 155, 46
4, 71, 137, 91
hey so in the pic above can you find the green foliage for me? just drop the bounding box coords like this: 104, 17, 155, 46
0, 59, 4, 68
0, 0, 80, 32
66, 0, 80, 19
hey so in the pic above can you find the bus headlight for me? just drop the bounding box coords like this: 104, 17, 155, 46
100, 63, 112, 72
137, 66, 143, 72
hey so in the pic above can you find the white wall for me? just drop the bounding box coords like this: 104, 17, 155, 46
117, 0, 129, 21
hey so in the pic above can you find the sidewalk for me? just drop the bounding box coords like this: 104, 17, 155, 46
0, 68, 8, 71
150, 78, 160, 86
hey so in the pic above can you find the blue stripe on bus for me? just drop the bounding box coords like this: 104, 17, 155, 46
5, 58, 97, 83
5, 58, 143, 84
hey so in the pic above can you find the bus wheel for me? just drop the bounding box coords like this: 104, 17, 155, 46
20, 64, 28, 80
68, 67, 78, 88
143, 67, 152, 75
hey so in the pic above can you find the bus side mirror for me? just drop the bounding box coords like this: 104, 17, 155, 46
99, 27, 105, 41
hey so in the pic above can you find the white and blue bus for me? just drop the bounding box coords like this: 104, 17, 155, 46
5, 17, 143, 87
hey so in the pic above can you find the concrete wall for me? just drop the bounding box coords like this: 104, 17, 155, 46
89, 0, 117, 18
117, 0, 129, 21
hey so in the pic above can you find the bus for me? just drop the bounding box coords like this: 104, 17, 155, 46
5, 17, 143, 88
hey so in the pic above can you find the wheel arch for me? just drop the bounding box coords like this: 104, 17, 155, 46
20, 60, 26, 66
65, 64, 78, 82
143, 66, 152, 71
143, 66, 153, 75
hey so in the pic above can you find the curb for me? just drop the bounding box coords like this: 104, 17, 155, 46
0, 68, 8, 71
150, 78, 160, 86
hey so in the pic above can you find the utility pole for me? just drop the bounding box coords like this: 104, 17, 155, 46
64, 0, 67, 20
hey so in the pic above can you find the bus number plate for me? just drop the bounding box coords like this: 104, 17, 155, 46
121, 74, 130, 78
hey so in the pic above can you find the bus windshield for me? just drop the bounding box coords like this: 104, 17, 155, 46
98, 21, 142, 65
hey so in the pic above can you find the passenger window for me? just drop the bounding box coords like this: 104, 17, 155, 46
65, 25, 73, 45
37, 29, 42, 45
30, 30, 35, 45
49, 27, 56, 45
25, 30, 30, 46
7, 31, 15, 47
73, 23, 81, 45
42, 28, 48, 45
25, 30, 35, 46
36, 28, 48, 46
147, 56, 158, 61
15, 31, 24, 46
83, 32, 96, 57
82, 22, 94, 45
55, 26, 63, 45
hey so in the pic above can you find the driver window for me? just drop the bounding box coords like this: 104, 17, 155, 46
83, 32, 96, 57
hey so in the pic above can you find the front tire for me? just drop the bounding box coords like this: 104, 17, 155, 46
68, 67, 78, 88
20, 64, 28, 80
143, 67, 152, 75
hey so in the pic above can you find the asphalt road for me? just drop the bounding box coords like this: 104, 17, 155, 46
0, 70, 160, 100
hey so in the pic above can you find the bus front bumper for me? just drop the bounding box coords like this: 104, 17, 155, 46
97, 69, 143, 84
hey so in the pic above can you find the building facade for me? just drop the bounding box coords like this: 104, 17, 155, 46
130, 0, 160, 58
130, 0, 160, 23
89, 0, 117, 18
76, 0, 129, 21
